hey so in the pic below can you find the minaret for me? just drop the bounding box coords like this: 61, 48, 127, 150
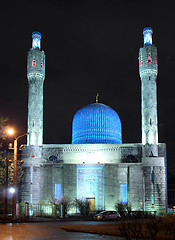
27, 32, 45, 146
139, 27, 158, 157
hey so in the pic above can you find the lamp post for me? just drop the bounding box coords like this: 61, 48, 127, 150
4, 152, 10, 219
12, 132, 29, 220
4, 129, 14, 219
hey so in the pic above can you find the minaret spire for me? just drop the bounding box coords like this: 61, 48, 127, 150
139, 27, 158, 157
27, 31, 45, 146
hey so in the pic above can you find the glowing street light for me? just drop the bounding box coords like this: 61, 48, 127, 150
7, 129, 14, 135
6, 129, 29, 220
9, 187, 15, 194
4, 129, 14, 219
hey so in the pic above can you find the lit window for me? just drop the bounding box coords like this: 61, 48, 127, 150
120, 184, 127, 204
55, 183, 61, 204
41, 60, 44, 69
151, 170, 154, 183
148, 53, 152, 63
140, 55, 143, 66
32, 59, 36, 66
151, 195, 154, 205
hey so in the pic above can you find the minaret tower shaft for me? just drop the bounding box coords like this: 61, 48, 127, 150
139, 27, 158, 156
27, 32, 45, 146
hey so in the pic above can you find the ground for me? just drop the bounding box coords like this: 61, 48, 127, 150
61, 223, 120, 236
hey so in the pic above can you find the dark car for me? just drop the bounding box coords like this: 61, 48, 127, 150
93, 210, 121, 221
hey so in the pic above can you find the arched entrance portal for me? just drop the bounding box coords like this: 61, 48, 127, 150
77, 165, 104, 211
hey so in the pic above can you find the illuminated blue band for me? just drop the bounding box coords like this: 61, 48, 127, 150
32, 31, 41, 49
143, 27, 153, 45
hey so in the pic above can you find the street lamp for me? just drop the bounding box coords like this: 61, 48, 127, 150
9, 187, 15, 193
4, 129, 14, 219
12, 133, 29, 220
7, 129, 14, 135
4, 151, 12, 218
7, 129, 29, 220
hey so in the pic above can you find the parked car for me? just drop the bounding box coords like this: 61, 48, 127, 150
93, 210, 121, 221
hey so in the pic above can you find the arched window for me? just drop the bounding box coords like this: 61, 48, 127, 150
41, 59, 44, 69
49, 155, 57, 162
32, 58, 36, 66
127, 154, 137, 163
148, 53, 152, 63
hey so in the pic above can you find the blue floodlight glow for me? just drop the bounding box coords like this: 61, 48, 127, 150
31, 171, 33, 183
143, 27, 153, 45
77, 165, 104, 211
32, 31, 41, 49
55, 184, 61, 204
30, 194, 33, 204
120, 184, 127, 204
72, 103, 122, 144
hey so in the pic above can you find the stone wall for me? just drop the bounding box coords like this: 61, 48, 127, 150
20, 143, 167, 213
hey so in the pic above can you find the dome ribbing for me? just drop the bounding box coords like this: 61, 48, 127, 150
72, 103, 122, 144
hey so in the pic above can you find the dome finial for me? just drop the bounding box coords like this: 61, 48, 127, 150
96, 93, 99, 103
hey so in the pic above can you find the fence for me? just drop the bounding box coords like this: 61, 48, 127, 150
19, 203, 60, 218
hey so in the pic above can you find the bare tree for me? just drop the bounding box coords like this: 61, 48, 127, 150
74, 198, 90, 216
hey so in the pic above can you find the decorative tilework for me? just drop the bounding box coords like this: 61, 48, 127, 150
77, 165, 104, 210
72, 103, 122, 144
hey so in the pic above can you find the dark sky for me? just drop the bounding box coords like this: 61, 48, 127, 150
0, 1, 175, 175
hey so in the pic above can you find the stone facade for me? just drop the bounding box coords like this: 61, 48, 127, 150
19, 28, 167, 215
20, 143, 167, 213
27, 32, 45, 146
139, 27, 158, 157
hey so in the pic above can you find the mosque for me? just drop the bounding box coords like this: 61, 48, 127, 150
20, 27, 167, 215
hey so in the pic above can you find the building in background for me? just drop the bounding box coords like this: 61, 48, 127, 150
20, 27, 167, 215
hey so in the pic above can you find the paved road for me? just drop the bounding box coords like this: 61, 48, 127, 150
0, 221, 122, 240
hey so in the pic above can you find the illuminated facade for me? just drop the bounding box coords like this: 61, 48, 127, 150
72, 103, 122, 144
27, 32, 45, 146
20, 27, 167, 215
139, 27, 158, 156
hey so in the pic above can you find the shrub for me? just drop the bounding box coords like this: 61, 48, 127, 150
74, 198, 90, 216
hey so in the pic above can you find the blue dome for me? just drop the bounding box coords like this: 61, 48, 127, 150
72, 103, 122, 144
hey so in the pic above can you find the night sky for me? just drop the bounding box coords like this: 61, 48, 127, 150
0, 1, 175, 176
